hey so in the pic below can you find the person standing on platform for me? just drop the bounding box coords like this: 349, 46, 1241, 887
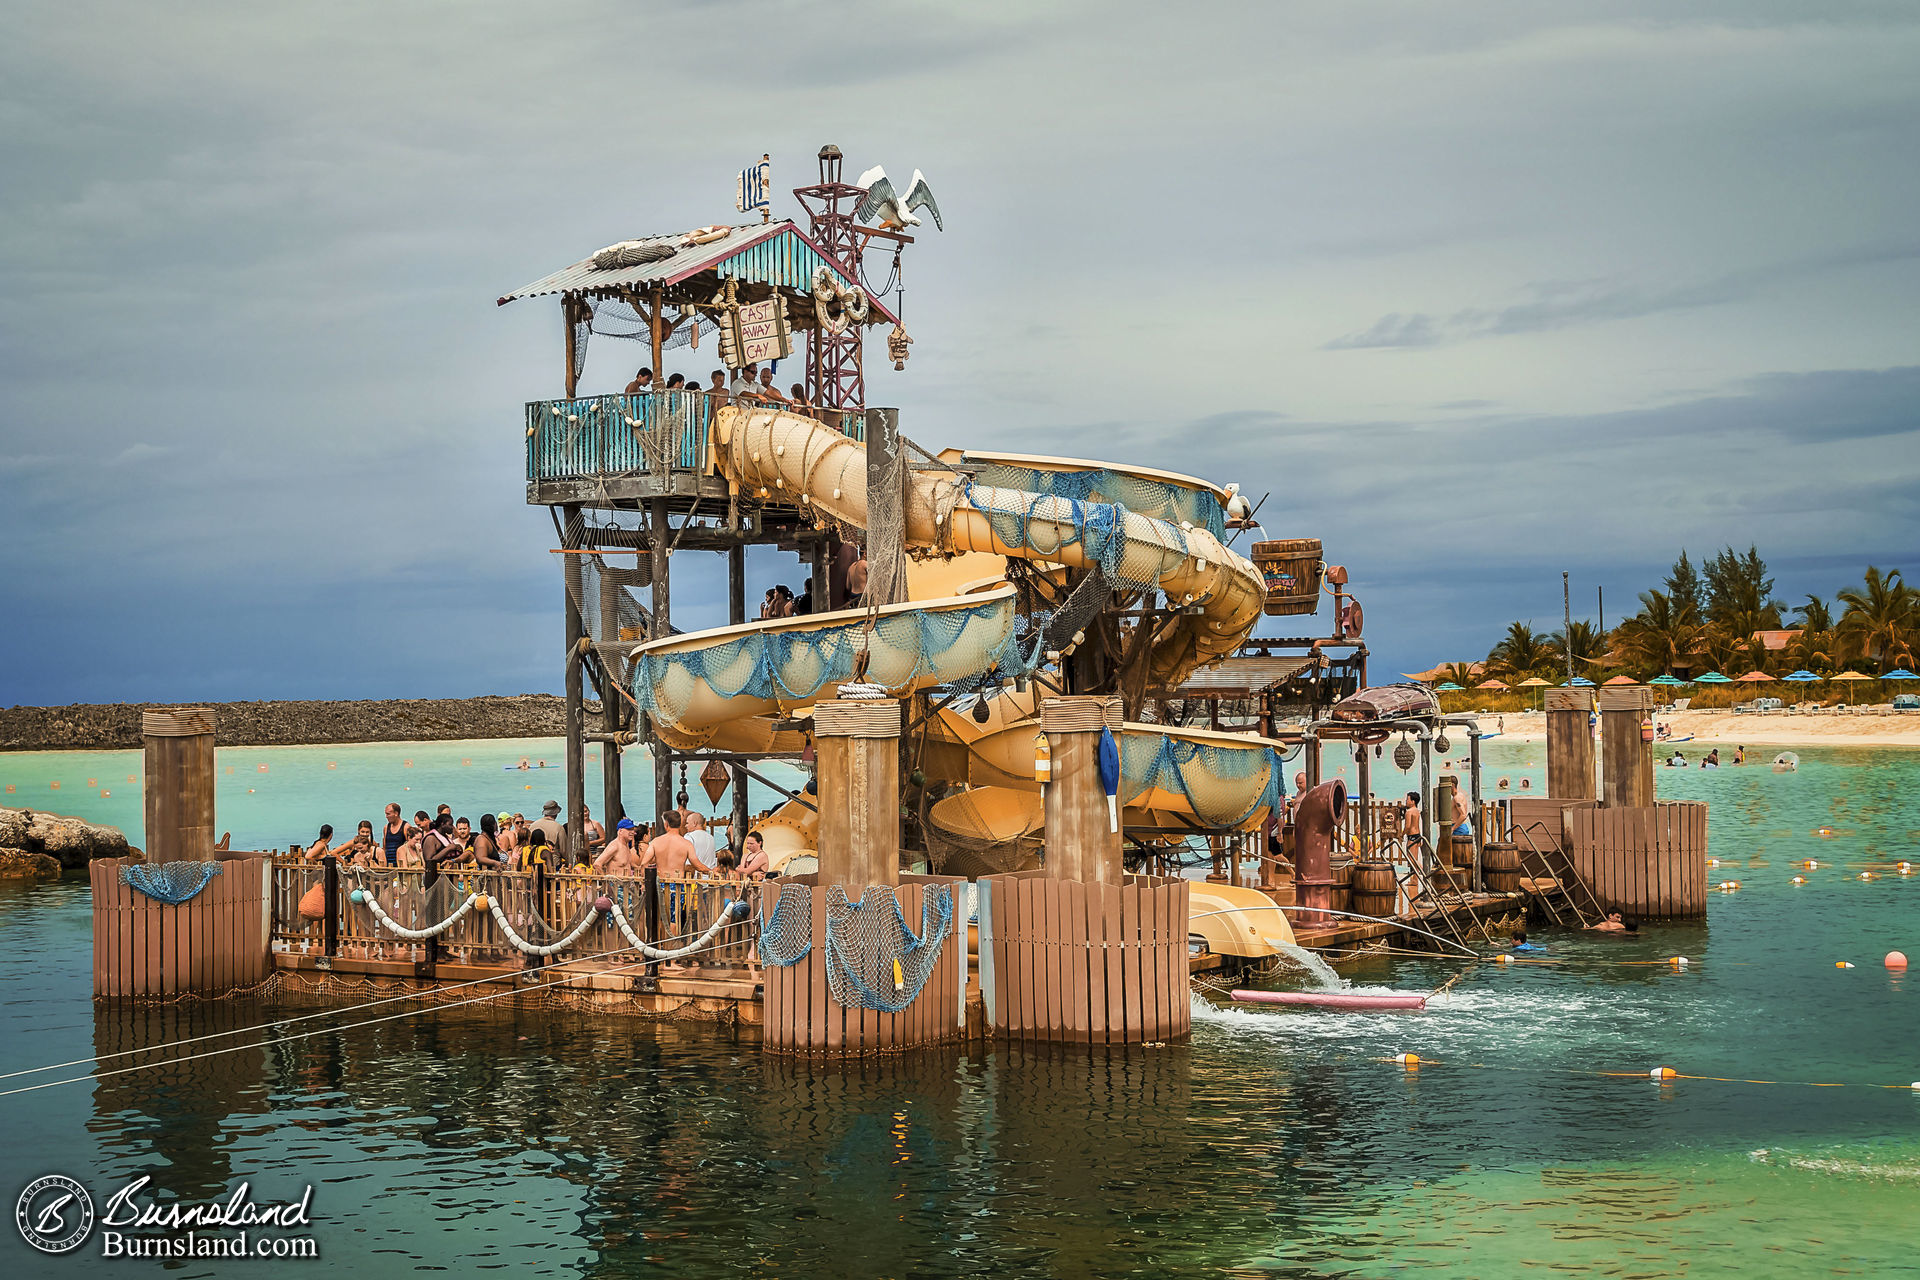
685, 812, 718, 874
593, 819, 645, 876
531, 800, 566, 862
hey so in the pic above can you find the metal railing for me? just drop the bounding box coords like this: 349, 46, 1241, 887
525, 392, 866, 484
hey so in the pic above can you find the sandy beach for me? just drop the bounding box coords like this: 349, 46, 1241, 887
1473, 708, 1920, 748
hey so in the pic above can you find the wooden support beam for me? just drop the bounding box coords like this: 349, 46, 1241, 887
813, 699, 902, 889
1042, 697, 1123, 885
562, 298, 579, 399
562, 505, 587, 856
1545, 687, 1597, 801
142, 708, 216, 864
1598, 685, 1655, 808
649, 495, 673, 823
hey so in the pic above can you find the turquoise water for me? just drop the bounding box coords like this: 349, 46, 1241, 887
0, 738, 802, 850
3, 740, 1918, 1276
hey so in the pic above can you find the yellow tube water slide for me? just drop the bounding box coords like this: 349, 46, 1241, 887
627, 405, 1294, 952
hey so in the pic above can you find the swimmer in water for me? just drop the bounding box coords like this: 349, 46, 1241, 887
1509, 930, 1545, 954
1590, 911, 1626, 933
1497, 776, 1511, 791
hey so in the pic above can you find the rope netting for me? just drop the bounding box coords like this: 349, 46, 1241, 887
969, 463, 1228, 543
121, 861, 223, 904
563, 549, 654, 686
631, 594, 1039, 724
758, 883, 815, 967
960, 481, 1196, 594
823, 884, 954, 1012
1121, 734, 1289, 828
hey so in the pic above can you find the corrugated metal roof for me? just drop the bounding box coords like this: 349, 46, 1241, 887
1166, 654, 1314, 695
497, 220, 898, 324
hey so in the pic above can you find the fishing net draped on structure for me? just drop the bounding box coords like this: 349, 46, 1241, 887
562, 547, 654, 686
758, 883, 815, 967
631, 593, 1039, 725
968, 463, 1228, 543
960, 482, 1197, 594
121, 861, 223, 904
824, 884, 954, 1012
1121, 734, 1289, 828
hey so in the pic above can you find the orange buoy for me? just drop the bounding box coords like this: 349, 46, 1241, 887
1888, 951, 1909, 970
473, 894, 491, 912
1393, 1052, 1421, 1066
1650, 1066, 1678, 1081
1836, 961, 1855, 969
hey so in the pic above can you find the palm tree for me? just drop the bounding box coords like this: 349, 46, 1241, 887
1439, 662, 1479, 688
1789, 596, 1836, 672
1836, 567, 1917, 672
1613, 589, 1703, 679
1486, 621, 1553, 683
1548, 619, 1610, 674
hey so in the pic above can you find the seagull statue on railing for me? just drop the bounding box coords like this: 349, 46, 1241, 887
855, 166, 943, 231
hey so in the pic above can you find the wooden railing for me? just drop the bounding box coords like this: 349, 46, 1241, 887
525, 392, 866, 485
271, 859, 766, 970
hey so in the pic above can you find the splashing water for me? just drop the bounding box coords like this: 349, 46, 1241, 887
1273, 941, 1348, 990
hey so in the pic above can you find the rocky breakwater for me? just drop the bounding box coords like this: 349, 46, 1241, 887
0, 806, 133, 879
0, 694, 571, 751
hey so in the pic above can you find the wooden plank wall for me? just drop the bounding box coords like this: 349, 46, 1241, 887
982, 874, 1190, 1045
762, 879, 968, 1055
1566, 802, 1708, 919
91, 857, 271, 1000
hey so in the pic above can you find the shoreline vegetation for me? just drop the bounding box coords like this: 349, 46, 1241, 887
1452, 707, 1920, 747
0, 695, 579, 752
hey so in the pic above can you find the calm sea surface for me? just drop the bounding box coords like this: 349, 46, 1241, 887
3, 739, 1918, 1277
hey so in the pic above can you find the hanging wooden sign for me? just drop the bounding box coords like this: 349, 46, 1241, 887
718, 293, 791, 368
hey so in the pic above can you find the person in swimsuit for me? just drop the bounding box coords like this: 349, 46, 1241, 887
473, 814, 506, 868
382, 803, 411, 867
739, 830, 771, 880
305, 825, 335, 861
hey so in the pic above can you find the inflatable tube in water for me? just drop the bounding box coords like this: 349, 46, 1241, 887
1230, 989, 1427, 1012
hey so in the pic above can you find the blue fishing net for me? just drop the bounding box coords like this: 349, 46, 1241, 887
632, 593, 1040, 718
1120, 734, 1288, 828
758, 882, 814, 966
960, 482, 1195, 593
120, 861, 224, 904
823, 883, 954, 1012
970, 463, 1228, 542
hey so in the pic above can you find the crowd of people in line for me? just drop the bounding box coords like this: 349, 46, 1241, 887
297, 798, 775, 881
622, 362, 824, 416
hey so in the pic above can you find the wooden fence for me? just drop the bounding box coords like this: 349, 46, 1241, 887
979, 873, 1190, 1045
762, 877, 969, 1055
1566, 802, 1709, 920
271, 860, 764, 970
92, 857, 272, 999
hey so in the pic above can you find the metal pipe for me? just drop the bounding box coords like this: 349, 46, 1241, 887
1293, 778, 1348, 928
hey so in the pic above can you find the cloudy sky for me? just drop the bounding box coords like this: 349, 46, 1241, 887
3, 0, 1916, 704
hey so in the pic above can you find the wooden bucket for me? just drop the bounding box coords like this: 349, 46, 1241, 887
1351, 861, 1395, 921
1250, 538, 1325, 616
1484, 841, 1522, 894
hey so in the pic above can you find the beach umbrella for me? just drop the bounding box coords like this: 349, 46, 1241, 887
1830, 671, 1873, 688
1782, 670, 1820, 683
1603, 675, 1640, 686
1517, 677, 1552, 687
1476, 679, 1510, 691
1560, 676, 1595, 687
1648, 674, 1686, 687
1883, 668, 1917, 680
1694, 671, 1732, 684
1733, 671, 1774, 683
1437, 681, 1464, 691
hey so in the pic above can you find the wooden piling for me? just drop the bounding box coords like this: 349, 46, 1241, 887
142, 708, 216, 864
1599, 685, 1655, 808
1041, 696, 1123, 886
813, 698, 902, 889
1544, 688, 1596, 802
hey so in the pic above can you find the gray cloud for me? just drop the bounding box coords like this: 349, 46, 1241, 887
1, 1, 1917, 697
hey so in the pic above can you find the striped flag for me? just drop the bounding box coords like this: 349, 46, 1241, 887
735, 154, 771, 215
